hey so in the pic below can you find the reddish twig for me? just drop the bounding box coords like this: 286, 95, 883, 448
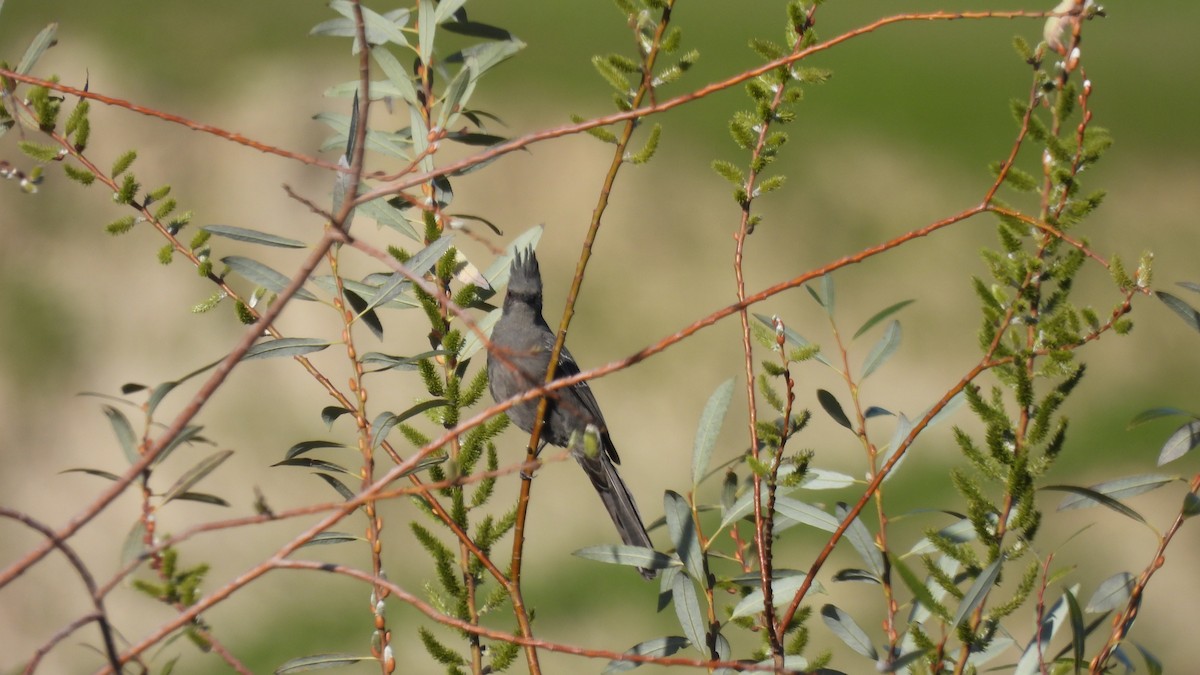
729, 4, 821, 657
352, 10, 1060, 206
1088, 474, 1200, 672
0, 68, 343, 172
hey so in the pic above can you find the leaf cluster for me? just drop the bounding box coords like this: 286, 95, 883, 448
711, 1, 824, 228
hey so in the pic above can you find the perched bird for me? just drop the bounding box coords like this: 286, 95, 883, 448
487, 249, 655, 578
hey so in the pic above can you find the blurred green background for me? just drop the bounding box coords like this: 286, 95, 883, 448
2, 1, 1198, 672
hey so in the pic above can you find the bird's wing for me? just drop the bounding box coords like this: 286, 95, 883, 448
541, 333, 622, 464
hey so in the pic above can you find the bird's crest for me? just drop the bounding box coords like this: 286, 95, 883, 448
506, 247, 543, 302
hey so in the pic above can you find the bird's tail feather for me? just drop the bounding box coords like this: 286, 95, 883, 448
580, 453, 657, 579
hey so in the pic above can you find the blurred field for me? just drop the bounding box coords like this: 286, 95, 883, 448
1, 1, 1198, 672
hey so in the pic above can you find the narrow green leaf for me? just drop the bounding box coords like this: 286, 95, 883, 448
371, 400, 449, 448
79, 391, 135, 405
882, 650, 929, 673
313, 472, 356, 502
454, 38, 525, 79
1061, 474, 1176, 506
417, 0, 435, 63
890, 554, 944, 622
437, 65, 475, 131
333, 149, 355, 218
445, 213, 503, 236
369, 45, 419, 109
967, 635, 1014, 669
713, 635, 732, 675
147, 356, 224, 416
341, 288, 382, 340
730, 573, 819, 619
880, 393, 965, 481
1158, 421, 1200, 465
807, 275, 834, 315
1048, 478, 1172, 524
60, 467, 122, 481
103, 405, 140, 464
1128, 407, 1193, 428
860, 320, 901, 380
1085, 572, 1134, 613
161, 449, 233, 505
433, 0, 469, 23
719, 485, 804, 535
1015, 585, 1077, 675
1184, 491, 1200, 517
603, 637, 690, 674
692, 378, 734, 485
121, 520, 147, 569
837, 503, 884, 577
284, 441, 348, 460
908, 518, 977, 556
357, 193, 420, 240
820, 604, 878, 660
572, 544, 673, 573
1156, 291, 1200, 333
832, 568, 879, 584
170, 492, 229, 506
153, 424, 211, 468
273, 457, 353, 475
322, 406, 352, 428
442, 20, 513, 41
728, 569, 823, 590
878, 413, 913, 480
361, 350, 451, 372
720, 472, 737, 514
274, 653, 375, 673
222, 256, 318, 301
298, 532, 363, 548
774, 496, 838, 532
1178, 280, 1200, 295
244, 337, 333, 360
325, 0, 410, 48
927, 390, 966, 426
16, 23, 57, 75
798, 469, 854, 491
1135, 643, 1164, 675
361, 235, 455, 315
310, 276, 419, 310
671, 573, 707, 656
953, 555, 1004, 627
718, 489, 762, 534
458, 308, 501, 360
664, 491, 704, 581
398, 454, 449, 478
816, 389, 853, 430
1065, 588, 1086, 668
202, 225, 306, 249
1103, 646, 1136, 673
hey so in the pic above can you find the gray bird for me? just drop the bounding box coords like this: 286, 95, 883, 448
487, 249, 655, 578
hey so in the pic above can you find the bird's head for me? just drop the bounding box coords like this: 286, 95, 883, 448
505, 248, 544, 310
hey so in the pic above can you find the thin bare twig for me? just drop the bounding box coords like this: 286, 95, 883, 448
0, 507, 122, 675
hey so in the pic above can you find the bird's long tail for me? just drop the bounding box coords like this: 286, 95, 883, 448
578, 451, 657, 579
